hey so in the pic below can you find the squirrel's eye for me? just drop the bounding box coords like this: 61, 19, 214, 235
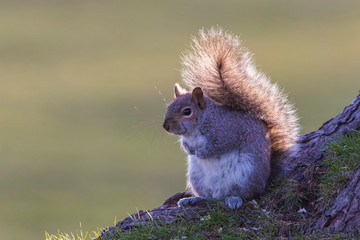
183, 108, 192, 116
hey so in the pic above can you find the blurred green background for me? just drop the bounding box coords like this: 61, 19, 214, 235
1, 1, 359, 239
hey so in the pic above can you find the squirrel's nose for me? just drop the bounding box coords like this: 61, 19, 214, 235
163, 121, 170, 132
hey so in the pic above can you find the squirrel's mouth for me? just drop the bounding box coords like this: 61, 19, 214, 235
163, 120, 187, 135
166, 128, 187, 136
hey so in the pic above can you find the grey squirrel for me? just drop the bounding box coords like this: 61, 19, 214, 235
163, 27, 299, 209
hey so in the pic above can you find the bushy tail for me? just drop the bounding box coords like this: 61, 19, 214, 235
181, 27, 299, 177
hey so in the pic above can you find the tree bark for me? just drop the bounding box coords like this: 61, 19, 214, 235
99, 91, 360, 239
288, 90, 360, 180
288, 91, 360, 232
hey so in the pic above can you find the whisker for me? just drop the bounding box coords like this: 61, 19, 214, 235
154, 85, 168, 105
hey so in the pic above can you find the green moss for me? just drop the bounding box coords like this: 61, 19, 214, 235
265, 178, 306, 212
95, 200, 307, 240
318, 131, 360, 202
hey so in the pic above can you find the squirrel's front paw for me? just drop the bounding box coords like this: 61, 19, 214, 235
177, 197, 207, 207
224, 196, 243, 209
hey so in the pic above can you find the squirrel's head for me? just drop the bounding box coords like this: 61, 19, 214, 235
163, 84, 206, 136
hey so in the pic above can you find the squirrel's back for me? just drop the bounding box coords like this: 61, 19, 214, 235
181, 27, 299, 177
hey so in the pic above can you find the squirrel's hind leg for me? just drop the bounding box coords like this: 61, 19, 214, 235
225, 196, 243, 209
178, 196, 243, 209
177, 196, 208, 207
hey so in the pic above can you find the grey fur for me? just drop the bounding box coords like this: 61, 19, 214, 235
163, 28, 299, 209
164, 92, 271, 208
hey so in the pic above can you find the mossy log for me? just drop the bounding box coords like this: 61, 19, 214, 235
99, 91, 360, 239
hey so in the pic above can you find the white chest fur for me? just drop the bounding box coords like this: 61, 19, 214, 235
187, 151, 255, 199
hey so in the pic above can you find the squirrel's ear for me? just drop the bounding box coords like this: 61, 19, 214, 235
191, 87, 206, 109
174, 83, 187, 98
